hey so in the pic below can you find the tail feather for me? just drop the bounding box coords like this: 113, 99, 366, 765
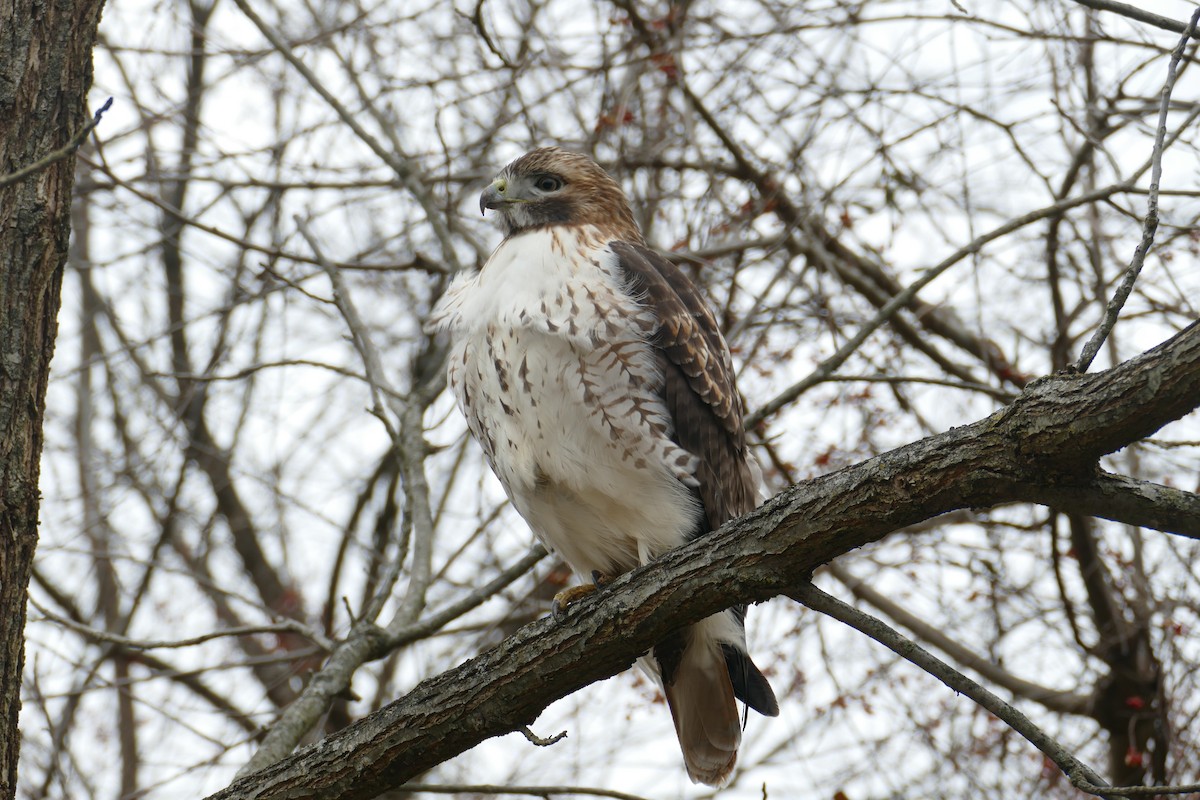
722, 643, 779, 717
648, 610, 777, 786
663, 640, 741, 787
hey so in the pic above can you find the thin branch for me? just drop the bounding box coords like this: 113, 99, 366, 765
0, 97, 112, 189
155, 360, 375, 389
230, 0, 463, 271
790, 581, 1113, 793
399, 785, 653, 800
827, 564, 1092, 715
1068, 0, 1191, 33
747, 178, 1139, 428
813, 373, 1016, 402
463, 0, 517, 68
383, 546, 547, 647
1075, 8, 1200, 372
81, 155, 448, 274
30, 599, 335, 652
668, 66, 1027, 389
793, 582, 1200, 798
295, 215, 408, 428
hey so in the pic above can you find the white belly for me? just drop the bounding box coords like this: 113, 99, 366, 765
452, 325, 701, 576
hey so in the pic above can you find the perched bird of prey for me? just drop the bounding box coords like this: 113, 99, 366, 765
428, 147, 778, 786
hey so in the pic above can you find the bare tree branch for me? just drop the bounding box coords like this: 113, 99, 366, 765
828, 563, 1093, 715
208, 322, 1200, 800
229, 0, 465, 271
29, 600, 335, 652
1030, 472, 1200, 539
1076, 7, 1200, 372
790, 581, 1111, 793
1069, 0, 1192, 34
746, 177, 1143, 428
0, 97, 111, 189
792, 581, 1200, 799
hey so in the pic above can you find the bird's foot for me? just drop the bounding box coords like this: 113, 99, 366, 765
551, 570, 614, 621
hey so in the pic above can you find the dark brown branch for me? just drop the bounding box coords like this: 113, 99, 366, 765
208, 322, 1200, 800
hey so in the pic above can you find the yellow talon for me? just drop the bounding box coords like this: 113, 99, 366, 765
551, 571, 614, 620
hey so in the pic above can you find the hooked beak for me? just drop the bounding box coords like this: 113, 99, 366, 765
479, 180, 508, 215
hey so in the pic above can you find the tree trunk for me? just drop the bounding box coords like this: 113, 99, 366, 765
0, 2, 108, 796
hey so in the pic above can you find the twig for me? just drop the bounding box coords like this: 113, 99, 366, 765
797, 579, 1200, 797
1069, 0, 1190, 33
230, 0, 463, 271
668, 71, 1028, 390
384, 546, 546, 646
399, 785, 652, 800
31, 598, 335, 652
464, 0, 516, 68
827, 565, 1092, 715
519, 726, 567, 747
746, 178, 1138, 428
789, 582, 1116, 795
80, 154, 442, 275
1075, 8, 1200, 373
294, 215, 408, 431
0, 97, 112, 189
805, 373, 1016, 402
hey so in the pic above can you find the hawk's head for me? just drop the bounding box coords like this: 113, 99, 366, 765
480, 147, 643, 243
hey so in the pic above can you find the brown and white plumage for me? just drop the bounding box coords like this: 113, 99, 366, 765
428, 147, 778, 786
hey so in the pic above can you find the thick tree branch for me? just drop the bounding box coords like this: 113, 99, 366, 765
209, 322, 1200, 800
1, 0, 108, 793
1031, 472, 1200, 540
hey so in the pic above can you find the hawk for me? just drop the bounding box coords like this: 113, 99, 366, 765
428, 147, 778, 786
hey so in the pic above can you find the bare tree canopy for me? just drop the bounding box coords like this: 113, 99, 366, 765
6, 1, 1200, 799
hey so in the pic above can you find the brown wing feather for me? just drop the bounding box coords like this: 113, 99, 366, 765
617, 238, 780, 734
610, 241, 758, 533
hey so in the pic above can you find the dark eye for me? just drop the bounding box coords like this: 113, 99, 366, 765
534, 175, 563, 192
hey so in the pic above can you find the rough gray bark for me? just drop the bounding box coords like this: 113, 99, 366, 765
208, 322, 1200, 800
0, 1, 108, 797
